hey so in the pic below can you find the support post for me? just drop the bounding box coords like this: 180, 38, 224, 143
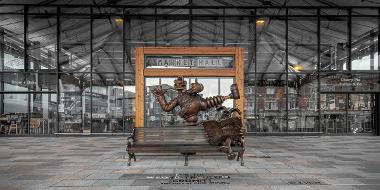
90, 7, 93, 133
56, 6, 61, 134
184, 154, 189, 166
285, 8, 289, 132
375, 94, 380, 136
0, 28, 4, 115
317, 8, 321, 133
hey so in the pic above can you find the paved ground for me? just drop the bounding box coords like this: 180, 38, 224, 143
0, 136, 380, 190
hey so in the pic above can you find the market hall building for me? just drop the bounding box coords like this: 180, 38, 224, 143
1, 0, 380, 189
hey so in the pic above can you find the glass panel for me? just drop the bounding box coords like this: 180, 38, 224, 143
192, 20, 223, 46
92, 17, 123, 73
220, 78, 234, 108
2, 94, 28, 134
257, 8, 285, 15
155, 20, 188, 46
352, 9, 378, 16
28, 15, 57, 71
256, 74, 286, 132
288, 9, 317, 15
348, 94, 373, 134
93, 7, 123, 15
124, 85, 135, 132
225, 20, 249, 45
29, 6, 56, 14
145, 77, 160, 127
129, 19, 155, 46
321, 9, 348, 16
197, 78, 219, 121
244, 84, 256, 132
59, 73, 91, 133
256, 18, 286, 73
60, 16, 91, 72
288, 17, 317, 72
91, 73, 124, 133
0, 14, 24, 71
288, 73, 319, 132
320, 94, 347, 134
351, 17, 378, 70
320, 17, 348, 71
1, 73, 57, 92
30, 93, 57, 134
61, 8, 90, 14
0, 6, 23, 14
1, 73, 29, 91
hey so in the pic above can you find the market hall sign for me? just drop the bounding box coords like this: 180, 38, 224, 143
145, 55, 234, 68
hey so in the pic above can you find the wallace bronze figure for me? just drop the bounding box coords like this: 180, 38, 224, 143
152, 76, 240, 126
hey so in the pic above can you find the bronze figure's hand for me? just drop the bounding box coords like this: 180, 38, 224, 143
152, 85, 166, 97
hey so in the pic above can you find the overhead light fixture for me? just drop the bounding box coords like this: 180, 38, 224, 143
293, 64, 304, 71
115, 18, 123, 26
256, 18, 265, 24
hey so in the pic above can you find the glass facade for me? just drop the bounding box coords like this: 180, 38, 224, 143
0, 5, 379, 135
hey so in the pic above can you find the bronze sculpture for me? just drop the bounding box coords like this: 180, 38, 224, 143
151, 77, 245, 160
203, 107, 245, 160
152, 76, 240, 126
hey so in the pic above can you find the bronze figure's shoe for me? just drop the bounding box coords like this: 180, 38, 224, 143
219, 146, 229, 153
227, 152, 236, 160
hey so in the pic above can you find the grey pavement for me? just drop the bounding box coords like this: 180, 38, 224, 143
0, 136, 380, 189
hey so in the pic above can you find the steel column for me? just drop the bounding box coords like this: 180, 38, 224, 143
285, 8, 289, 132
317, 8, 321, 133
0, 28, 4, 115
90, 7, 93, 133
56, 6, 60, 134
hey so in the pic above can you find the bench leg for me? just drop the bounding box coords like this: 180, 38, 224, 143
127, 153, 135, 166
184, 154, 189, 166
239, 150, 245, 166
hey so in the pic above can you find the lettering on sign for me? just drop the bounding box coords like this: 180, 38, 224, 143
145, 56, 234, 68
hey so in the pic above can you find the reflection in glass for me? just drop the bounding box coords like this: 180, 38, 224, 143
59, 73, 91, 133
60, 16, 91, 72
348, 94, 373, 134
28, 16, 57, 71
351, 17, 378, 70
0, 14, 24, 71
288, 17, 317, 72
288, 73, 319, 132
255, 75, 287, 132
2, 94, 28, 134
321, 94, 347, 133
30, 93, 57, 134
92, 18, 123, 73
256, 18, 286, 73
321, 17, 348, 71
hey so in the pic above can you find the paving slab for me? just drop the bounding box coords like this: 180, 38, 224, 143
0, 136, 380, 189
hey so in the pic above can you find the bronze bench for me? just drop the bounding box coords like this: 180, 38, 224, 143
126, 126, 244, 166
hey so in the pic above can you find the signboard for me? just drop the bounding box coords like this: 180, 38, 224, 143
145, 55, 234, 68
320, 73, 380, 92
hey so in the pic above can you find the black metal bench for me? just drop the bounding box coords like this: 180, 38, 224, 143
126, 126, 244, 166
